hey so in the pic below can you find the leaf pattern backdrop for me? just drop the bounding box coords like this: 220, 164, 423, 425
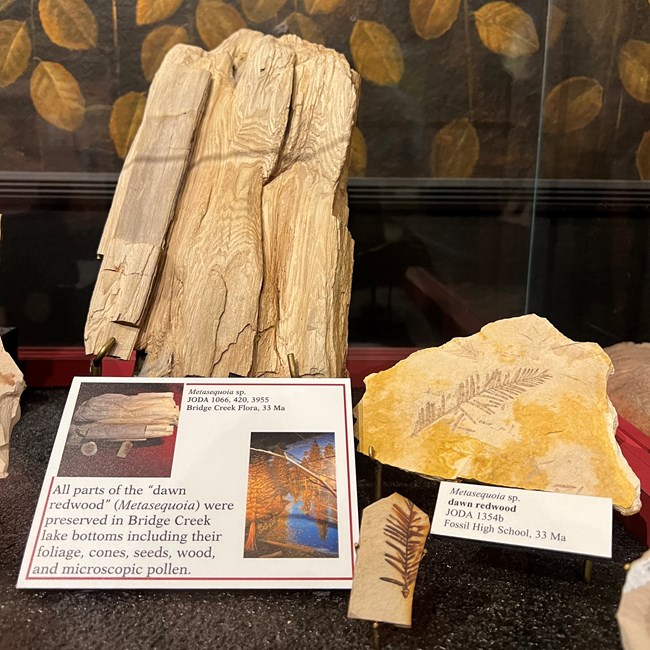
0, 1, 648, 177
540, 0, 650, 180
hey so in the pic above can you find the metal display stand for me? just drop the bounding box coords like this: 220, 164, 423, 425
366, 449, 595, 588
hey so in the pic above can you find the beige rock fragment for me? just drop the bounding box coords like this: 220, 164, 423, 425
617, 549, 650, 650
356, 314, 641, 515
0, 337, 26, 478
605, 342, 650, 436
348, 493, 429, 628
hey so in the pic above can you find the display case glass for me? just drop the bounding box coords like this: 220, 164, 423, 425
0, 0, 648, 356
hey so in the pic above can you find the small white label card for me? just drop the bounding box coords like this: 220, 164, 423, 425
18, 377, 359, 589
431, 481, 612, 558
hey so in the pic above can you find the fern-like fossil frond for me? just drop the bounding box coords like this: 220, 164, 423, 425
379, 499, 428, 598
412, 366, 552, 436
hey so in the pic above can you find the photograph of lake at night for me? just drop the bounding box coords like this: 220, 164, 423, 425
244, 432, 338, 559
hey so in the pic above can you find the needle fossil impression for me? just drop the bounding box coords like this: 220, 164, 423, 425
348, 493, 430, 628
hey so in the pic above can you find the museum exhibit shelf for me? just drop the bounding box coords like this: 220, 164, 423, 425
0, 388, 645, 650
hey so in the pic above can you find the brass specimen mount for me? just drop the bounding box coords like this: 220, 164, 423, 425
90, 337, 117, 376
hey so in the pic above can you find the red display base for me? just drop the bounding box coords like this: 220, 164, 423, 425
17, 346, 418, 389
616, 416, 650, 547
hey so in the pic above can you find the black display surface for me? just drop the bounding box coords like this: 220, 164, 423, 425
0, 389, 645, 649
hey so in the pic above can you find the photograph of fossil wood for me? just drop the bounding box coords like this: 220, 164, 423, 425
348, 493, 430, 628
58, 382, 181, 477
356, 314, 641, 514
84, 29, 358, 379
244, 432, 338, 559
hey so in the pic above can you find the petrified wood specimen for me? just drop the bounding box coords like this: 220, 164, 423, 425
348, 493, 429, 628
605, 342, 650, 436
356, 314, 641, 515
0, 337, 26, 478
85, 30, 359, 378
67, 392, 179, 451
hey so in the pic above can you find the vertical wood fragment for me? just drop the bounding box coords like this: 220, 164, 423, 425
85, 50, 212, 359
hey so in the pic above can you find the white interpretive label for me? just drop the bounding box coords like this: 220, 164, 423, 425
431, 481, 612, 558
18, 377, 358, 589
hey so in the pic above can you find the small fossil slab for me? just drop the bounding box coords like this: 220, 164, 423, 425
348, 493, 429, 628
67, 392, 179, 449
356, 314, 641, 515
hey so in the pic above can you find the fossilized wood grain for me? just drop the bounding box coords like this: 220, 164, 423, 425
85, 29, 358, 379
356, 314, 641, 515
73, 392, 179, 425
348, 493, 429, 628
0, 337, 26, 478
252, 36, 358, 377
138, 33, 295, 377
85, 52, 211, 359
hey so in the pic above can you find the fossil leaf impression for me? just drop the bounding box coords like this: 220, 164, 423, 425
30, 61, 85, 132
136, 0, 182, 26
410, 0, 460, 40
196, 0, 246, 50
637, 131, 650, 180
431, 118, 479, 177
356, 314, 641, 515
348, 493, 430, 628
110, 91, 147, 159
39, 0, 97, 51
141, 25, 189, 81
380, 500, 429, 599
618, 40, 650, 104
474, 1, 539, 58
0, 20, 31, 88
350, 20, 404, 86
543, 76, 603, 134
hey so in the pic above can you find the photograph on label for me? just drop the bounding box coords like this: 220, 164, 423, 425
244, 432, 338, 559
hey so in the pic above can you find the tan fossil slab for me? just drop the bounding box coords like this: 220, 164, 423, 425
617, 549, 650, 650
356, 314, 641, 515
605, 342, 650, 436
0, 337, 26, 478
348, 493, 429, 628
